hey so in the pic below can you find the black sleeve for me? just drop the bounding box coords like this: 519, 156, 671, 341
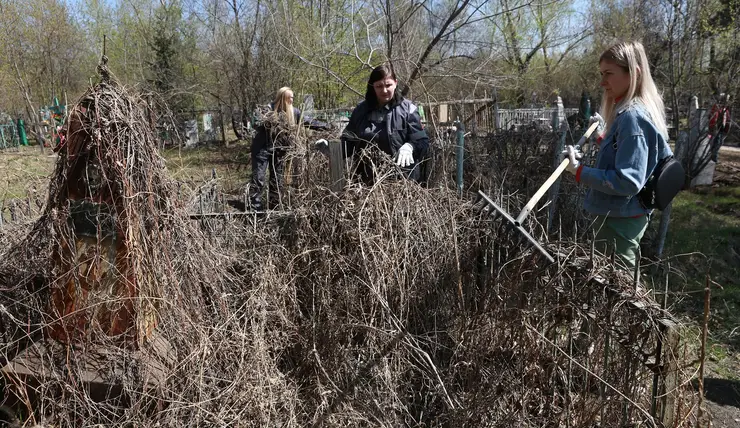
406, 108, 429, 152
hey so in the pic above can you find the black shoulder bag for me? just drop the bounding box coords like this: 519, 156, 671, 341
611, 128, 685, 210
638, 156, 685, 210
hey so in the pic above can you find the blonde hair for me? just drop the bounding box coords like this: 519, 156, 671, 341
273, 87, 295, 126
599, 41, 668, 138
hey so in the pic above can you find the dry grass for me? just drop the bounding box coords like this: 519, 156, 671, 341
0, 148, 55, 201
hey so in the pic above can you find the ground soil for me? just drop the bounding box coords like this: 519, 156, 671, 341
713, 146, 740, 188
703, 377, 740, 428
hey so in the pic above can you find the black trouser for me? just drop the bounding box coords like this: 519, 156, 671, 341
710, 132, 725, 162
249, 144, 286, 210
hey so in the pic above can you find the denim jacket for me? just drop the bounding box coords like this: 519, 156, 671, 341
577, 102, 673, 217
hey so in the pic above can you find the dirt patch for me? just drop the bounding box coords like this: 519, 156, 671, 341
689, 147, 740, 218
715, 146, 740, 188
702, 373, 740, 428
704, 400, 740, 428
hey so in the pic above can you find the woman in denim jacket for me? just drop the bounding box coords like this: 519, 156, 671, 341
564, 41, 673, 269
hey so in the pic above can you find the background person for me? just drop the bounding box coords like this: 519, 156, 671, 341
708, 93, 731, 162
249, 87, 330, 210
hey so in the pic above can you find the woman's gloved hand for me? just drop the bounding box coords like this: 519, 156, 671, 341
562, 145, 583, 174
396, 143, 414, 167
589, 112, 605, 137
314, 139, 330, 156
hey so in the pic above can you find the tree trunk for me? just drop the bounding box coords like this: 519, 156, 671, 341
12, 60, 44, 153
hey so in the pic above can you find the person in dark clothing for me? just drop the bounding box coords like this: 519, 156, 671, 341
249, 86, 329, 210
709, 93, 731, 162
341, 64, 429, 184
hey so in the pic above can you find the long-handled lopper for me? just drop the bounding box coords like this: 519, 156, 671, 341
477, 121, 600, 263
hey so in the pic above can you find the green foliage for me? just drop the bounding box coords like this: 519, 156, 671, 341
0, 0, 91, 112
698, 0, 739, 37
148, 1, 195, 114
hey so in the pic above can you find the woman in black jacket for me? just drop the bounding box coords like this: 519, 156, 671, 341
342, 64, 429, 183
249, 86, 328, 210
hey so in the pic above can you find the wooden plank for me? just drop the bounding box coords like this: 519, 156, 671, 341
660, 326, 680, 426
2, 334, 173, 409
439, 104, 449, 123
329, 140, 345, 191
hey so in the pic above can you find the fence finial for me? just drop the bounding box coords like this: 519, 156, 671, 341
97, 35, 111, 83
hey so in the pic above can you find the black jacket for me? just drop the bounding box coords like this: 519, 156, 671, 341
341, 97, 428, 158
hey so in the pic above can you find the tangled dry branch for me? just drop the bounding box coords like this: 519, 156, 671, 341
0, 65, 698, 427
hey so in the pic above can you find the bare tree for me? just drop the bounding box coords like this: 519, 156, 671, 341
0, 0, 88, 150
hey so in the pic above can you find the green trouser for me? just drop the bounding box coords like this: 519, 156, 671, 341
592, 215, 649, 270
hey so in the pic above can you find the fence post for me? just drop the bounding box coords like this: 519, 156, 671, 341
650, 272, 670, 423
654, 203, 673, 259
697, 274, 711, 424
547, 124, 568, 234
455, 121, 465, 196
660, 323, 680, 426
494, 97, 500, 131
653, 131, 688, 259
219, 104, 228, 147
329, 140, 345, 192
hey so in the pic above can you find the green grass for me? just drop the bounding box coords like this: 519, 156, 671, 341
0, 142, 253, 202
679, 325, 739, 381
161, 141, 251, 195
667, 188, 740, 285
657, 180, 740, 352
0, 147, 56, 199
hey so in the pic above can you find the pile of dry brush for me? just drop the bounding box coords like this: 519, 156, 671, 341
0, 65, 698, 427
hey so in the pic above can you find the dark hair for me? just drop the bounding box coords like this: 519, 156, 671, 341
365, 64, 402, 108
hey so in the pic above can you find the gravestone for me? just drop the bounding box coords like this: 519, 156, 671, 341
688, 96, 715, 186
673, 132, 688, 161
202, 113, 215, 141
439, 104, 449, 123
691, 157, 716, 187
302, 94, 315, 118
184, 119, 198, 147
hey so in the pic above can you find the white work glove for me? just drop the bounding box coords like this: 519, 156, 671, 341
589, 112, 605, 137
314, 138, 329, 155
396, 143, 414, 168
561, 145, 583, 174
